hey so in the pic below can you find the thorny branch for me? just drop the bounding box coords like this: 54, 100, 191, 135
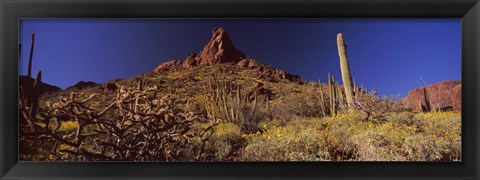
19, 85, 218, 161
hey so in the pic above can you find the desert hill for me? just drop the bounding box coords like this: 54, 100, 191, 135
38, 27, 310, 124
19, 75, 61, 97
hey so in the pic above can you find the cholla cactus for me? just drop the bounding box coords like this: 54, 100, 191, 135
19, 84, 218, 161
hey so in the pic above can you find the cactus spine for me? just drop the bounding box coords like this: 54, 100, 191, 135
337, 33, 354, 108
28, 33, 35, 78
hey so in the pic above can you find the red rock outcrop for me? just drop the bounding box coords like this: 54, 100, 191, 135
451, 84, 461, 112
152, 60, 181, 73
237, 58, 264, 69
401, 80, 461, 112
182, 52, 199, 68
236, 58, 300, 81
197, 27, 246, 65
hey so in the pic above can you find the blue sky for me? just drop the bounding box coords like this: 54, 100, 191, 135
19, 19, 461, 97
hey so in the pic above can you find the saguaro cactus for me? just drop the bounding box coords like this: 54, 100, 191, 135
337, 33, 354, 108
28, 33, 35, 78
423, 88, 431, 112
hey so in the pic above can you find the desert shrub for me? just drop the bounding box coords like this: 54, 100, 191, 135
271, 83, 325, 122
312, 110, 461, 161
240, 122, 330, 161
385, 111, 417, 126
206, 122, 244, 160
320, 110, 366, 160
403, 134, 452, 161
403, 112, 461, 161
212, 109, 461, 161
346, 121, 414, 161
352, 90, 404, 122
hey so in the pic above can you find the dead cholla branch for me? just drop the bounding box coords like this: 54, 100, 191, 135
19, 84, 218, 161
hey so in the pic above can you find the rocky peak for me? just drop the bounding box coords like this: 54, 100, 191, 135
197, 27, 246, 65
153, 27, 246, 73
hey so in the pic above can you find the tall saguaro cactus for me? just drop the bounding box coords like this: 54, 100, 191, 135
337, 33, 354, 108
28, 33, 35, 78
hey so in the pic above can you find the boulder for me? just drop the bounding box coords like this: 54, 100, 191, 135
151, 60, 181, 74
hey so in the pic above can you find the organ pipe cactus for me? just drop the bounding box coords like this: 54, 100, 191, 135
328, 73, 337, 116
337, 33, 354, 108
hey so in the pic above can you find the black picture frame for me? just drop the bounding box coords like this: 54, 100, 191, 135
1, 0, 479, 179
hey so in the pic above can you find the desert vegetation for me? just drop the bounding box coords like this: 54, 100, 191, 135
19, 29, 461, 161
